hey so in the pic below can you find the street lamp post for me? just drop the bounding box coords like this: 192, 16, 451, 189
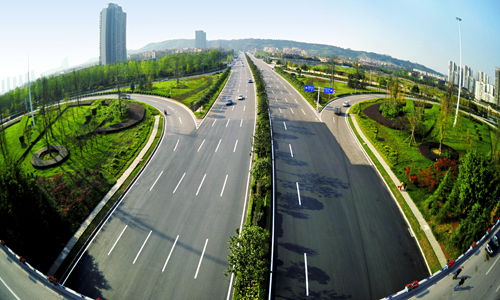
453, 17, 462, 127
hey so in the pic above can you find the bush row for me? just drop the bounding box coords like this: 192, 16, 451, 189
192, 68, 230, 111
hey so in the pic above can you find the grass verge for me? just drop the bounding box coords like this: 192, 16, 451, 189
54, 113, 164, 280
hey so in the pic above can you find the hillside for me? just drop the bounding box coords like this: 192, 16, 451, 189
128, 38, 442, 76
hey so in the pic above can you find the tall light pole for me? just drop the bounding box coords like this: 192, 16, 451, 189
453, 17, 462, 127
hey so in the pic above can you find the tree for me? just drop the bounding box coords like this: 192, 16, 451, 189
438, 83, 454, 154
411, 84, 420, 95
130, 81, 135, 91
451, 203, 488, 252
407, 100, 424, 146
225, 225, 269, 299
326, 55, 337, 87
450, 150, 500, 218
378, 77, 387, 89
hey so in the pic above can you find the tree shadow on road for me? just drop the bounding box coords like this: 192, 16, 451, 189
64, 253, 110, 299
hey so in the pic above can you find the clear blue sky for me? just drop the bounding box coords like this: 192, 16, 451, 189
1, 0, 499, 89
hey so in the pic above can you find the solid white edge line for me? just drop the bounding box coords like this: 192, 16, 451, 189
108, 225, 128, 255
215, 139, 222, 152
133, 230, 152, 264
197, 139, 206, 152
220, 175, 229, 197
304, 253, 309, 297
0, 276, 21, 300
240, 119, 243, 127
226, 119, 230, 127
284, 122, 287, 130
233, 140, 238, 152
62, 107, 167, 285
212, 119, 217, 126
289, 144, 293, 157
194, 239, 209, 279
296, 182, 301, 205
486, 254, 500, 275
162, 235, 179, 272
150, 171, 163, 191
173, 172, 186, 194
173, 139, 179, 151
178, 117, 182, 124
196, 174, 207, 196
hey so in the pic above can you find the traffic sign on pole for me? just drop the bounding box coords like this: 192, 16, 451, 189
305, 85, 315, 92
333, 89, 337, 94
324, 87, 334, 94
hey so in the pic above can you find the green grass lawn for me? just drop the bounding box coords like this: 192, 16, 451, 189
352, 98, 498, 259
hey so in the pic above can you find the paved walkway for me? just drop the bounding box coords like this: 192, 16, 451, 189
349, 112, 447, 268
48, 115, 162, 276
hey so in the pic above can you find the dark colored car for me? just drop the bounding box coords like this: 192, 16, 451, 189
486, 239, 498, 255
248, 79, 252, 83
226, 99, 233, 106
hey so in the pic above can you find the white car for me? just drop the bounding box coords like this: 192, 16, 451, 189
238, 95, 244, 100
343, 101, 349, 107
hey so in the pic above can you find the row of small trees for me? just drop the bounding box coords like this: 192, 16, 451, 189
225, 55, 271, 299
0, 50, 232, 118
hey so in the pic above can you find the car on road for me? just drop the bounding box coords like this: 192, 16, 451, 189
334, 106, 342, 115
238, 95, 244, 100
248, 79, 252, 83
486, 239, 498, 255
226, 99, 233, 106
343, 101, 349, 107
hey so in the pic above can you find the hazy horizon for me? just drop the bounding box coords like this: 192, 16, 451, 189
1, 0, 499, 91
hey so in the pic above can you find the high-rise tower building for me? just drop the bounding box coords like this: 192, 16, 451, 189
7, 77, 10, 91
99, 3, 127, 65
495, 67, 500, 106
13, 77, 16, 89
1, 79, 4, 94
195, 30, 206, 49
19, 75, 23, 87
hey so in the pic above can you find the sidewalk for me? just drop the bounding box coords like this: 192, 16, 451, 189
349, 113, 447, 268
48, 115, 162, 276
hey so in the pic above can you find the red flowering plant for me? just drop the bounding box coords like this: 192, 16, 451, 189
412, 281, 419, 288
0, 240, 5, 246
447, 260, 454, 268
48, 276, 58, 285
19, 256, 26, 264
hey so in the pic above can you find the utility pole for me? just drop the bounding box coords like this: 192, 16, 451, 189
453, 17, 462, 127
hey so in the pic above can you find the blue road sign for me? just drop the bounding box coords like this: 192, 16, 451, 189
324, 87, 334, 94
305, 85, 315, 92
264, 57, 267, 60
24, 98, 27, 102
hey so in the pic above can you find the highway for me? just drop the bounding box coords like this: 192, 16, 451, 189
248, 55, 429, 299
62, 53, 256, 299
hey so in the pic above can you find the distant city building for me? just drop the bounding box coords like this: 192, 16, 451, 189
282, 47, 308, 56
41, 58, 71, 77
31, 70, 35, 81
13, 77, 16, 89
18, 74, 22, 87
495, 67, 500, 106
475, 81, 495, 103
128, 49, 174, 60
476, 71, 490, 84
195, 30, 206, 49
1, 79, 4, 94
7, 77, 10, 91
24, 73, 28, 85
413, 69, 446, 81
447, 61, 460, 86
99, 3, 127, 65
263, 46, 279, 54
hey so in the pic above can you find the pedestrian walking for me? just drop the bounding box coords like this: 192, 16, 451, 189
453, 267, 464, 280
454, 278, 466, 291
401, 182, 405, 191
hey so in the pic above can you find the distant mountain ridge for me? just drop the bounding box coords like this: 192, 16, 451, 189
128, 38, 442, 76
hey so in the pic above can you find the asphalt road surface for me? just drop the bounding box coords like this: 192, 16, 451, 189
63, 53, 257, 299
248, 55, 429, 300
